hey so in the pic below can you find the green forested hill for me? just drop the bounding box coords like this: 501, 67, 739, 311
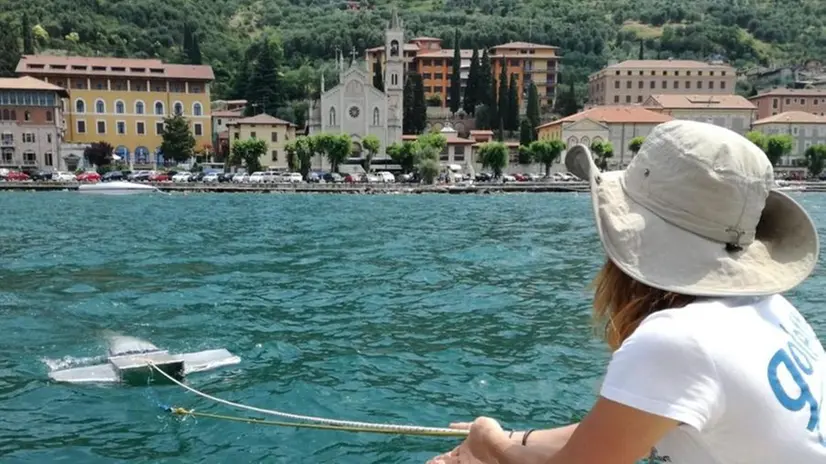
5, 0, 826, 101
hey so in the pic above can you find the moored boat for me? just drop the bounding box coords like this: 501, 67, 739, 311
77, 181, 161, 195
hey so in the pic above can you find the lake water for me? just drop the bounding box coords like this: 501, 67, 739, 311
0, 192, 824, 463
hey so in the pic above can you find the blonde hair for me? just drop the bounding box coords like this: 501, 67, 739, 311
592, 259, 696, 351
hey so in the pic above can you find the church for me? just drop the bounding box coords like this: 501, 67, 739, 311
307, 12, 404, 160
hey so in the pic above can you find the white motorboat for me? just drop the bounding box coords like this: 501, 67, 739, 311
47, 335, 241, 385
78, 181, 161, 195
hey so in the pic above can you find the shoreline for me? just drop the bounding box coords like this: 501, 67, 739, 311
0, 181, 820, 194
0, 181, 591, 194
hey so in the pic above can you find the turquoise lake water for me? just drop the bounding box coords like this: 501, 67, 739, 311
1, 191, 824, 463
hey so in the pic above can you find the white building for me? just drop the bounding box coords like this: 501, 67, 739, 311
751, 111, 826, 176
642, 94, 756, 134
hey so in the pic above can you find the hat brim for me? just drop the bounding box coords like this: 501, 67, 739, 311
565, 144, 819, 297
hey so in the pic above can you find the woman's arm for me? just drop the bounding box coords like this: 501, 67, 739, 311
506, 424, 578, 457
489, 397, 679, 464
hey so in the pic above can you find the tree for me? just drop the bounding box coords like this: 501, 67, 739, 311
449, 29, 462, 114
245, 36, 284, 117
590, 140, 615, 170
373, 59, 384, 91
0, 19, 20, 77
230, 138, 267, 174
403, 74, 416, 134
526, 83, 540, 140
517, 145, 533, 167
21, 14, 33, 54
475, 105, 490, 131
84, 141, 114, 167
317, 133, 351, 172
530, 139, 566, 177
804, 144, 826, 179
519, 119, 533, 146
188, 28, 203, 65
463, 48, 479, 115
285, 141, 299, 172
745, 131, 768, 152
160, 115, 196, 164
362, 134, 380, 173
554, 77, 580, 117
387, 141, 418, 173
478, 49, 492, 107
411, 73, 427, 134
765, 134, 793, 166
507, 73, 519, 132
418, 158, 441, 184
497, 63, 508, 135
478, 142, 509, 178
286, 137, 314, 179
628, 136, 645, 155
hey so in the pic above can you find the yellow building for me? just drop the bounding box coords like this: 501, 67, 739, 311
15, 55, 214, 167
226, 114, 297, 170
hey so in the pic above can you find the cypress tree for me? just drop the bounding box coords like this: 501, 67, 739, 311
21, 14, 33, 54
507, 73, 519, 132
519, 119, 533, 147
448, 29, 461, 114
479, 49, 492, 106
403, 74, 415, 134
488, 73, 498, 131
183, 24, 193, 59
373, 59, 384, 91
526, 82, 540, 140
497, 62, 508, 135
0, 19, 20, 77
463, 48, 479, 115
412, 73, 427, 133
189, 29, 203, 65
245, 37, 284, 116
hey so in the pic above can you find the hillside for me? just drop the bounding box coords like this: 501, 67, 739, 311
4, 0, 826, 101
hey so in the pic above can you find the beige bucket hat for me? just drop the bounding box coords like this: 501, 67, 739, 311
566, 120, 819, 297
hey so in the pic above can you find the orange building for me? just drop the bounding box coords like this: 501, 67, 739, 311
366, 39, 560, 110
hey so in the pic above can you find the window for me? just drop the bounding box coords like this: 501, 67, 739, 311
638, 81, 643, 89
117, 121, 126, 134
674, 81, 679, 89
9, 110, 14, 120
234, 132, 239, 140
614, 81, 620, 89
786, 98, 791, 105
77, 120, 86, 133
97, 121, 106, 134
193, 103, 202, 116
174, 102, 183, 115
271, 150, 278, 161
250, 131, 257, 139
637, 95, 643, 103
156, 122, 164, 134
686, 80, 691, 89
194, 123, 202, 136
392, 73, 399, 86
329, 107, 336, 126
613, 95, 619, 103
773, 99, 778, 109
191, 85, 201, 93
662, 80, 667, 89
720, 81, 726, 89
23, 133, 35, 143
135, 101, 145, 114
115, 101, 125, 114
46, 110, 52, 122
1, 151, 10, 163
95, 100, 105, 114
75, 99, 85, 113
137, 121, 145, 135
24, 111, 30, 121
709, 81, 714, 89
626, 81, 631, 89
155, 101, 164, 115
271, 131, 278, 142
373, 107, 380, 125
454, 145, 465, 161
697, 81, 703, 89
45, 152, 53, 166
625, 95, 631, 103
650, 81, 655, 89
23, 152, 36, 165
1, 109, 7, 120
47, 134, 52, 143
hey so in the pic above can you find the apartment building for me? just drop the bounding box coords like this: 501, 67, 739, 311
226, 114, 296, 170
367, 39, 560, 109
16, 55, 214, 168
748, 88, 826, 119
588, 59, 737, 106
751, 111, 826, 173
643, 94, 756, 134
536, 106, 673, 168
0, 76, 68, 171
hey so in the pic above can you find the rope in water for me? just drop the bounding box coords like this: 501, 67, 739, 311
147, 361, 469, 437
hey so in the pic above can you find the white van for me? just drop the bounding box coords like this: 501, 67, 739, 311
376, 171, 395, 183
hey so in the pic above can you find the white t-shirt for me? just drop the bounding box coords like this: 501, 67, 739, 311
600, 294, 826, 463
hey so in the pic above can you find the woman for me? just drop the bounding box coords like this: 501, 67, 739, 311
429, 120, 825, 464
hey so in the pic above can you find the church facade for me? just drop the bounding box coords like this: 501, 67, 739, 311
307, 12, 404, 158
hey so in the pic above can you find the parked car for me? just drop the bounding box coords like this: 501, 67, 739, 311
232, 173, 250, 183
102, 171, 124, 182
323, 173, 343, 183
172, 172, 193, 183
28, 170, 54, 181
375, 171, 395, 183
6, 171, 30, 181
129, 171, 152, 182
76, 172, 101, 183
475, 172, 493, 182
203, 172, 221, 183
364, 173, 381, 183
249, 172, 267, 183
53, 171, 77, 182
284, 172, 303, 183
149, 171, 170, 182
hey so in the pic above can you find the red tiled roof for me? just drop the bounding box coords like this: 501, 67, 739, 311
227, 113, 295, 126
411, 37, 442, 42
752, 111, 826, 125
604, 59, 734, 70
750, 87, 826, 99
491, 41, 560, 50
645, 94, 756, 110
212, 110, 243, 118
417, 49, 482, 59
537, 106, 674, 130
401, 134, 475, 144
16, 55, 214, 80
0, 76, 69, 97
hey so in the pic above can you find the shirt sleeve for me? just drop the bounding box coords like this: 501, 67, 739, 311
599, 312, 725, 432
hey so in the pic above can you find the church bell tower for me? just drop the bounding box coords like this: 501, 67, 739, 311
384, 9, 404, 137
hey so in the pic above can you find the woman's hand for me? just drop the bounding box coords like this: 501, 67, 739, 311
426, 417, 509, 464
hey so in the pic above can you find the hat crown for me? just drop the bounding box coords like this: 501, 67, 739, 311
623, 120, 774, 247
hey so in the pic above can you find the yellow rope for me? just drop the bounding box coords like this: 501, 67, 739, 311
167, 408, 468, 437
